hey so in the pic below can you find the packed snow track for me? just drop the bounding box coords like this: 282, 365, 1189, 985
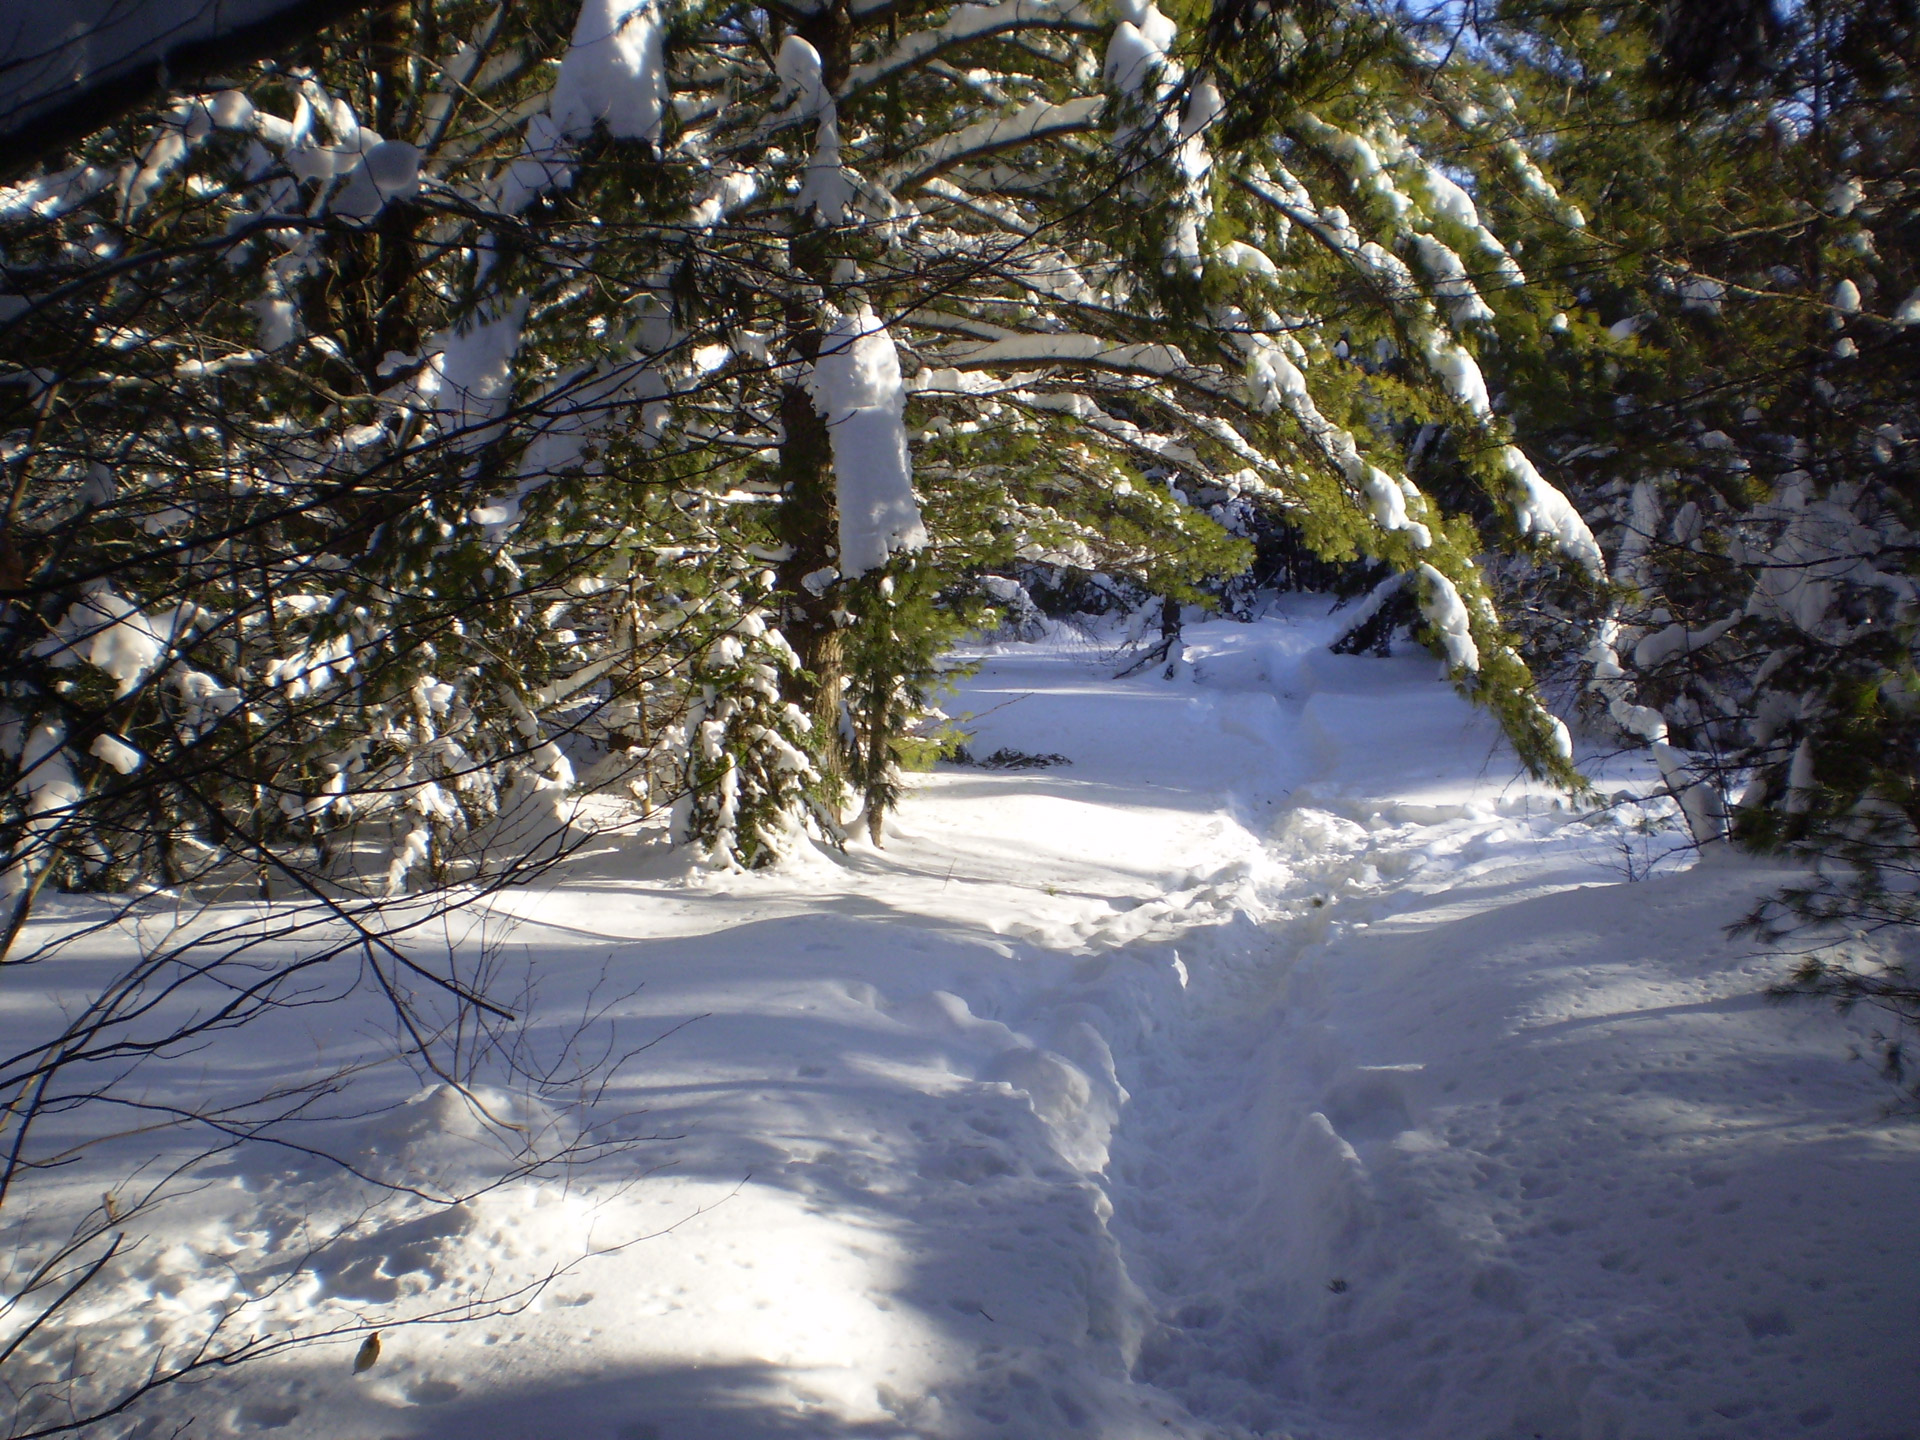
13, 603, 1918, 1440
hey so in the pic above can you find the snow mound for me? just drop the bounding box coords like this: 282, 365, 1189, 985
10, 611, 1915, 1440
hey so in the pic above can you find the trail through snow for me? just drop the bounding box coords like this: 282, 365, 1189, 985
10, 602, 1918, 1440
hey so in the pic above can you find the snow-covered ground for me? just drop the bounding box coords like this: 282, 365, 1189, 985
11, 601, 1920, 1440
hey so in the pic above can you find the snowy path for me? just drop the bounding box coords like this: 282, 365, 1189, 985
14, 607, 1920, 1440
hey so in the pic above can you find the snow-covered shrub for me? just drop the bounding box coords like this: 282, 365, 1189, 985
677, 603, 822, 869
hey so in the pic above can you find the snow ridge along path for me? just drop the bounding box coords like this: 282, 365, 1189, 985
12, 603, 1918, 1440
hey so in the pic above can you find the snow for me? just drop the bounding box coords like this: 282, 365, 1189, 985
12, 719, 79, 823
1415, 163, 1525, 285
1361, 465, 1430, 548
331, 140, 421, 221
1215, 240, 1277, 277
1421, 331, 1490, 418
1743, 474, 1874, 639
1409, 232, 1494, 326
9, 609, 1919, 1439
34, 587, 172, 695
3, 718, 80, 896
810, 306, 928, 576
952, 331, 1192, 376
1181, 79, 1224, 139
1103, 0, 1209, 278
1679, 274, 1725, 314
1330, 127, 1381, 177
1501, 138, 1586, 229
1105, 9, 1175, 94
689, 168, 759, 230
902, 97, 1106, 185
1244, 336, 1310, 413
1787, 737, 1816, 811
1501, 444, 1604, 575
494, 112, 576, 215
845, 0, 1097, 95
775, 34, 830, 116
428, 299, 529, 449
0, 165, 114, 223
1355, 240, 1419, 303
1634, 614, 1743, 669
1315, 203, 1359, 252
549, 0, 669, 144
776, 37, 857, 224
88, 732, 142, 774
211, 89, 255, 129
1237, 336, 1436, 541
1415, 563, 1480, 671
1419, 165, 1478, 230
798, 119, 855, 224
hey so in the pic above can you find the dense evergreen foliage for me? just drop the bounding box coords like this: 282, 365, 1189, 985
1, 0, 1618, 919
1470, 0, 1920, 1069
0, 0, 1913, 1039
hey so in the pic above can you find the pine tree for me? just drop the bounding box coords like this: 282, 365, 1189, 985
1477, 0, 1920, 1072
0, 0, 733, 910
2, 0, 1628, 910
656, 0, 1606, 836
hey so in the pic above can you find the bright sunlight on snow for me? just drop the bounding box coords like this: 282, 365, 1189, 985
15, 604, 1916, 1440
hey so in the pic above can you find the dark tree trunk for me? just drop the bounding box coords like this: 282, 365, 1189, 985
774, 317, 846, 783
771, 0, 855, 785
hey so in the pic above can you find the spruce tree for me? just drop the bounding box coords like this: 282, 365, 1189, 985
2, 0, 1626, 906
1476, 0, 1920, 1070
661, 0, 1606, 829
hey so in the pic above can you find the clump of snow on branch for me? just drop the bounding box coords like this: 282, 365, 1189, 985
1414, 161, 1524, 286
1237, 333, 1432, 548
2, 718, 81, 897
1501, 446, 1603, 575
776, 36, 856, 225
550, 0, 668, 144
0, 165, 113, 224
331, 140, 421, 220
428, 299, 529, 449
1410, 233, 1494, 327
1167, 79, 1222, 275
1420, 331, 1491, 418
1360, 466, 1430, 547
34, 589, 177, 696
89, 734, 142, 775
495, 112, 576, 214
1416, 563, 1479, 672
1104, 0, 1177, 96
1103, 0, 1216, 275
1500, 138, 1586, 229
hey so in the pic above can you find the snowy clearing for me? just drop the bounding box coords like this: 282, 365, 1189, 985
11, 603, 1918, 1440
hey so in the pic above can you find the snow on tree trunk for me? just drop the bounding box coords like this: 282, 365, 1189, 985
809, 305, 927, 579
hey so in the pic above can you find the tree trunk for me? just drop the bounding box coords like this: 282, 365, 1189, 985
774, 327, 847, 785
